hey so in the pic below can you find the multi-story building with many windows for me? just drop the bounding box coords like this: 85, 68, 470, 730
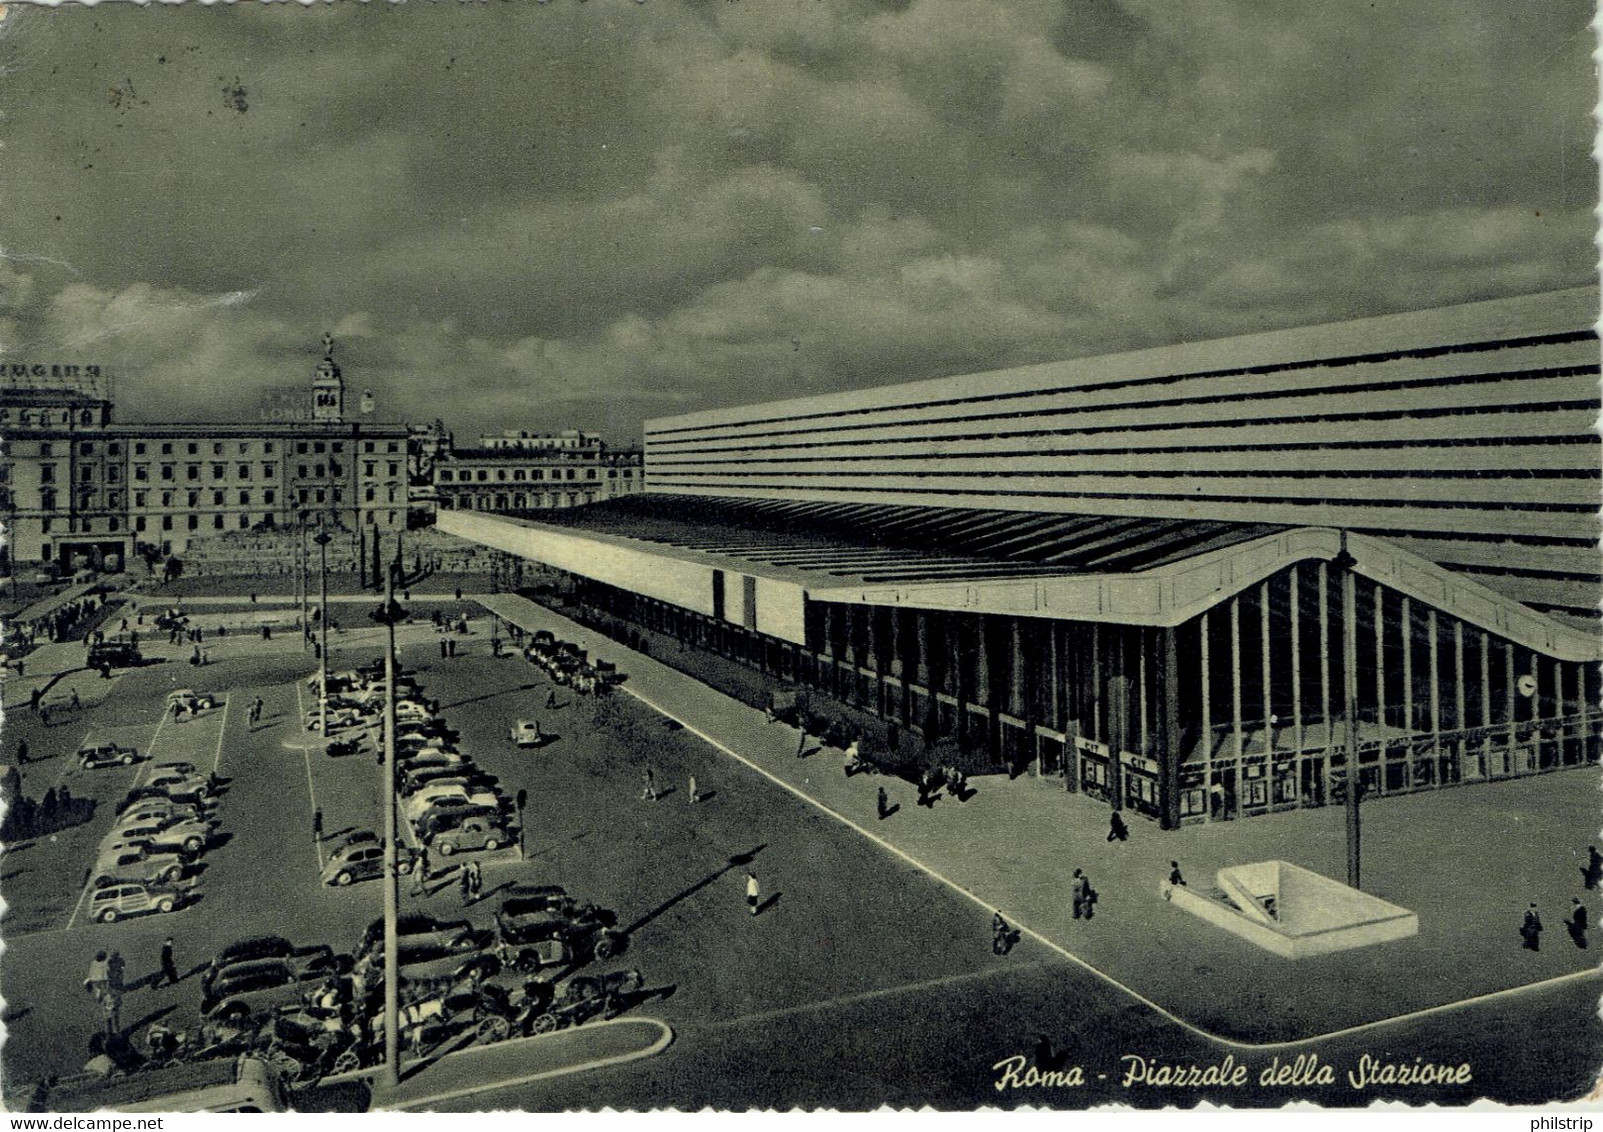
1, 339, 410, 570
432, 442, 642, 513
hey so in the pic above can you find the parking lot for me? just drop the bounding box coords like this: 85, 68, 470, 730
4, 591, 1601, 1110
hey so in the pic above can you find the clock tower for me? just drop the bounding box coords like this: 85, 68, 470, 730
311, 331, 344, 422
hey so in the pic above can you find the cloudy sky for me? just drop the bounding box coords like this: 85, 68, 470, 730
0, 0, 1594, 443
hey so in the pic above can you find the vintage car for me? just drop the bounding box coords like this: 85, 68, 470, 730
90, 845, 188, 890
494, 896, 627, 971
509, 720, 545, 748
79, 742, 144, 770
90, 881, 184, 923
320, 837, 418, 887
428, 814, 512, 856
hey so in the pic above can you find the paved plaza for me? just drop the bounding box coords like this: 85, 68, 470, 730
2, 582, 1600, 1109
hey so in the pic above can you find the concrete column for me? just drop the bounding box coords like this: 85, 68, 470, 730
1160, 627, 1182, 830
1260, 581, 1273, 755
1290, 564, 1303, 760
1428, 609, 1441, 786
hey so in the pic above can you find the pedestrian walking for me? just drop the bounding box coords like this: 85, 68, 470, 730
107, 951, 125, 996
688, 774, 701, 803
159, 937, 180, 986
447, 639, 457, 658
29, 687, 40, 714
459, 866, 474, 906
250, 592, 257, 604
412, 848, 431, 897
16, 739, 29, 765
469, 860, 483, 900
1584, 846, 1603, 891
313, 808, 324, 842
641, 767, 658, 802
101, 984, 123, 1034
1107, 812, 1129, 843
546, 689, 559, 709
69, 688, 81, 711
796, 727, 809, 758
440, 639, 449, 659
877, 785, 890, 821
746, 871, 760, 916
1168, 861, 1186, 888
1568, 898, 1590, 949
1521, 903, 1544, 951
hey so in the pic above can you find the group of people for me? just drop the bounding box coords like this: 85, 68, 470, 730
1522, 844, 1603, 953
36, 593, 108, 645
916, 764, 969, 808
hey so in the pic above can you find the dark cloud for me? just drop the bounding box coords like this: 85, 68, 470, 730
0, 0, 1592, 444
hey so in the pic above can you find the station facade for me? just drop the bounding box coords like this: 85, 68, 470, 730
440, 287, 1603, 827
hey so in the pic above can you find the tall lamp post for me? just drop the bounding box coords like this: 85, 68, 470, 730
314, 526, 332, 736
369, 543, 406, 1090
298, 516, 311, 651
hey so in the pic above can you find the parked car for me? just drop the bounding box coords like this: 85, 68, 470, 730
116, 795, 206, 824
203, 946, 340, 998
143, 769, 214, 804
402, 781, 500, 822
305, 707, 366, 734
79, 742, 143, 770
91, 846, 188, 889
91, 881, 184, 923
201, 961, 329, 1021
320, 838, 418, 887
509, 720, 544, 748
494, 899, 627, 971
87, 641, 143, 669
429, 815, 512, 856
109, 813, 211, 855
398, 748, 464, 771
400, 765, 494, 797
355, 935, 501, 993
123, 784, 213, 813
166, 689, 219, 713
357, 913, 477, 958
415, 803, 503, 843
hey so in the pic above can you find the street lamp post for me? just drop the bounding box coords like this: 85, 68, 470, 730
369, 542, 405, 1090
298, 517, 311, 650
315, 526, 332, 736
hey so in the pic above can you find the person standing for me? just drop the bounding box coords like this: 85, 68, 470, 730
877, 786, 890, 821
413, 846, 431, 897
1107, 812, 1130, 843
688, 774, 701, 804
746, 871, 761, 917
1584, 846, 1603, 892
459, 865, 474, 907
312, 808, 324, 843
159, 937, 180, 986
29, 687, 40, 714
1567, 898, 1590, 949
1521, 903, 1544, 951
641, 768, 658, 802
1072, 869, 1093, 920
16, 739, 28, 766
440, 639, 449, 660
85, 951, 110, 998
69, 688, 81, 712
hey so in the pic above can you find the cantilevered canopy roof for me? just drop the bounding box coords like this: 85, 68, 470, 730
443, 494, 1598, 661
513, 494, 1285, 583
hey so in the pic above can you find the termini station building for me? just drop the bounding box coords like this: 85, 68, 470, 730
441, 287, 1603, 829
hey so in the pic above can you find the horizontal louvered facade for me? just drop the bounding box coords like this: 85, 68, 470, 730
645, 287, 1601, 629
